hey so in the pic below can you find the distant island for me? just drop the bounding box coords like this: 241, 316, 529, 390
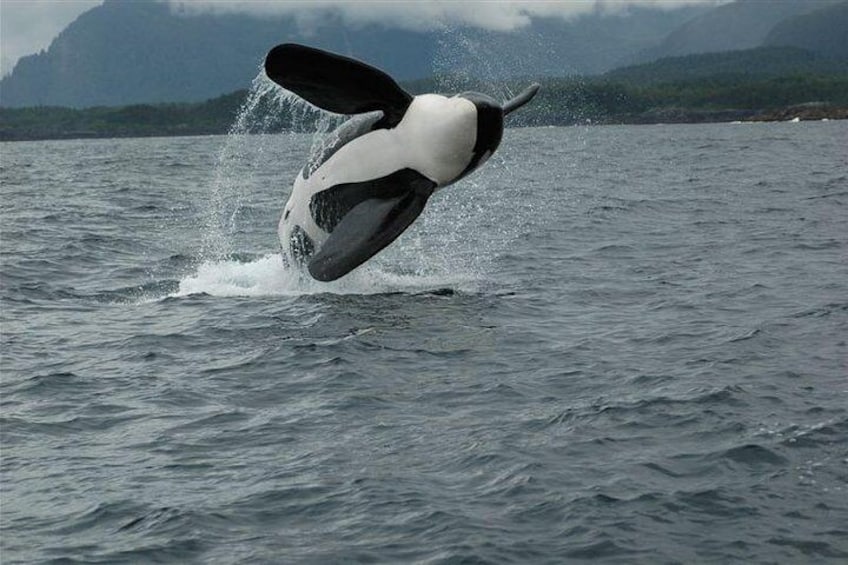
2, 46, 846, 141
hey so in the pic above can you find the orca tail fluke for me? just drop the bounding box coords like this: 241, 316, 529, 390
264, 43, 413, 127
503, 83, 541, 116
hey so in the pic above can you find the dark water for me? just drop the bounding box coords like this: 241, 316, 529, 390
2, 121, 847, 564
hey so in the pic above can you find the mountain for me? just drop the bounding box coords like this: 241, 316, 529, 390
605, 46, 848, 85
640, 0, 843, 61
2, 1, 416, 109
764, 1, 848, 59
0, 0, 708, 108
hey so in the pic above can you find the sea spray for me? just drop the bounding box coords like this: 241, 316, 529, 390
199, 72, 343, 263
432, 24, 550, 104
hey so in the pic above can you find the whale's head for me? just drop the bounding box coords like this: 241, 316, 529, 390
454, 92, 504, 179
454, 84, 540, 181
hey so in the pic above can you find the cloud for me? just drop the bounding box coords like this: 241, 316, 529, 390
168, 0, 719, 32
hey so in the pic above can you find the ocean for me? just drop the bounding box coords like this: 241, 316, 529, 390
1, 119, 846, 563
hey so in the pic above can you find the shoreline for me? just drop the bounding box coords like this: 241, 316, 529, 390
608, 104, 848, 126
1, 105, 845, 142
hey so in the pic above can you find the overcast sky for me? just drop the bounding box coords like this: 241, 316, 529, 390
0, 0, 718, 77
0, 0, 101, 76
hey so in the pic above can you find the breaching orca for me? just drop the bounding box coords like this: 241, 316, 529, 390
264, 43, 540, 282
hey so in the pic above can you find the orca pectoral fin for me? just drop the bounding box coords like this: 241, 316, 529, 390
503, 83, 541, 116
264, 43, 413, 127
308, 191, 430, 282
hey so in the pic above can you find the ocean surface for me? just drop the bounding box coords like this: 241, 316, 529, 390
2, 120, 846, 564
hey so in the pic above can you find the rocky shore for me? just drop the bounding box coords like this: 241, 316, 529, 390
745, 103, 848, 122
614, 103, 848, 126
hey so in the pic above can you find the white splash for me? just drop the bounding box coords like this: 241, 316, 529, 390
171, 254, 480, 298
199, 72, 344, 262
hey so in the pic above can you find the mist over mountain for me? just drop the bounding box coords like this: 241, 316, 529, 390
1, 0, 846, 109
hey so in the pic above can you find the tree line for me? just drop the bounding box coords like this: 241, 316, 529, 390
2, 72, 847, 141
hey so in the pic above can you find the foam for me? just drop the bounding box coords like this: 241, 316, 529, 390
171, 254, 480, 298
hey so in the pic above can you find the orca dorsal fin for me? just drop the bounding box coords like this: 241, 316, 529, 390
265, 44, 413, 128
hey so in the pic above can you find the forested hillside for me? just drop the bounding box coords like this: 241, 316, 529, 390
4, 46, 847, 141
604, 46, 848, 84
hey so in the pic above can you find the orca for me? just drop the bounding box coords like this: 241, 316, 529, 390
264, 43, 540, 282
